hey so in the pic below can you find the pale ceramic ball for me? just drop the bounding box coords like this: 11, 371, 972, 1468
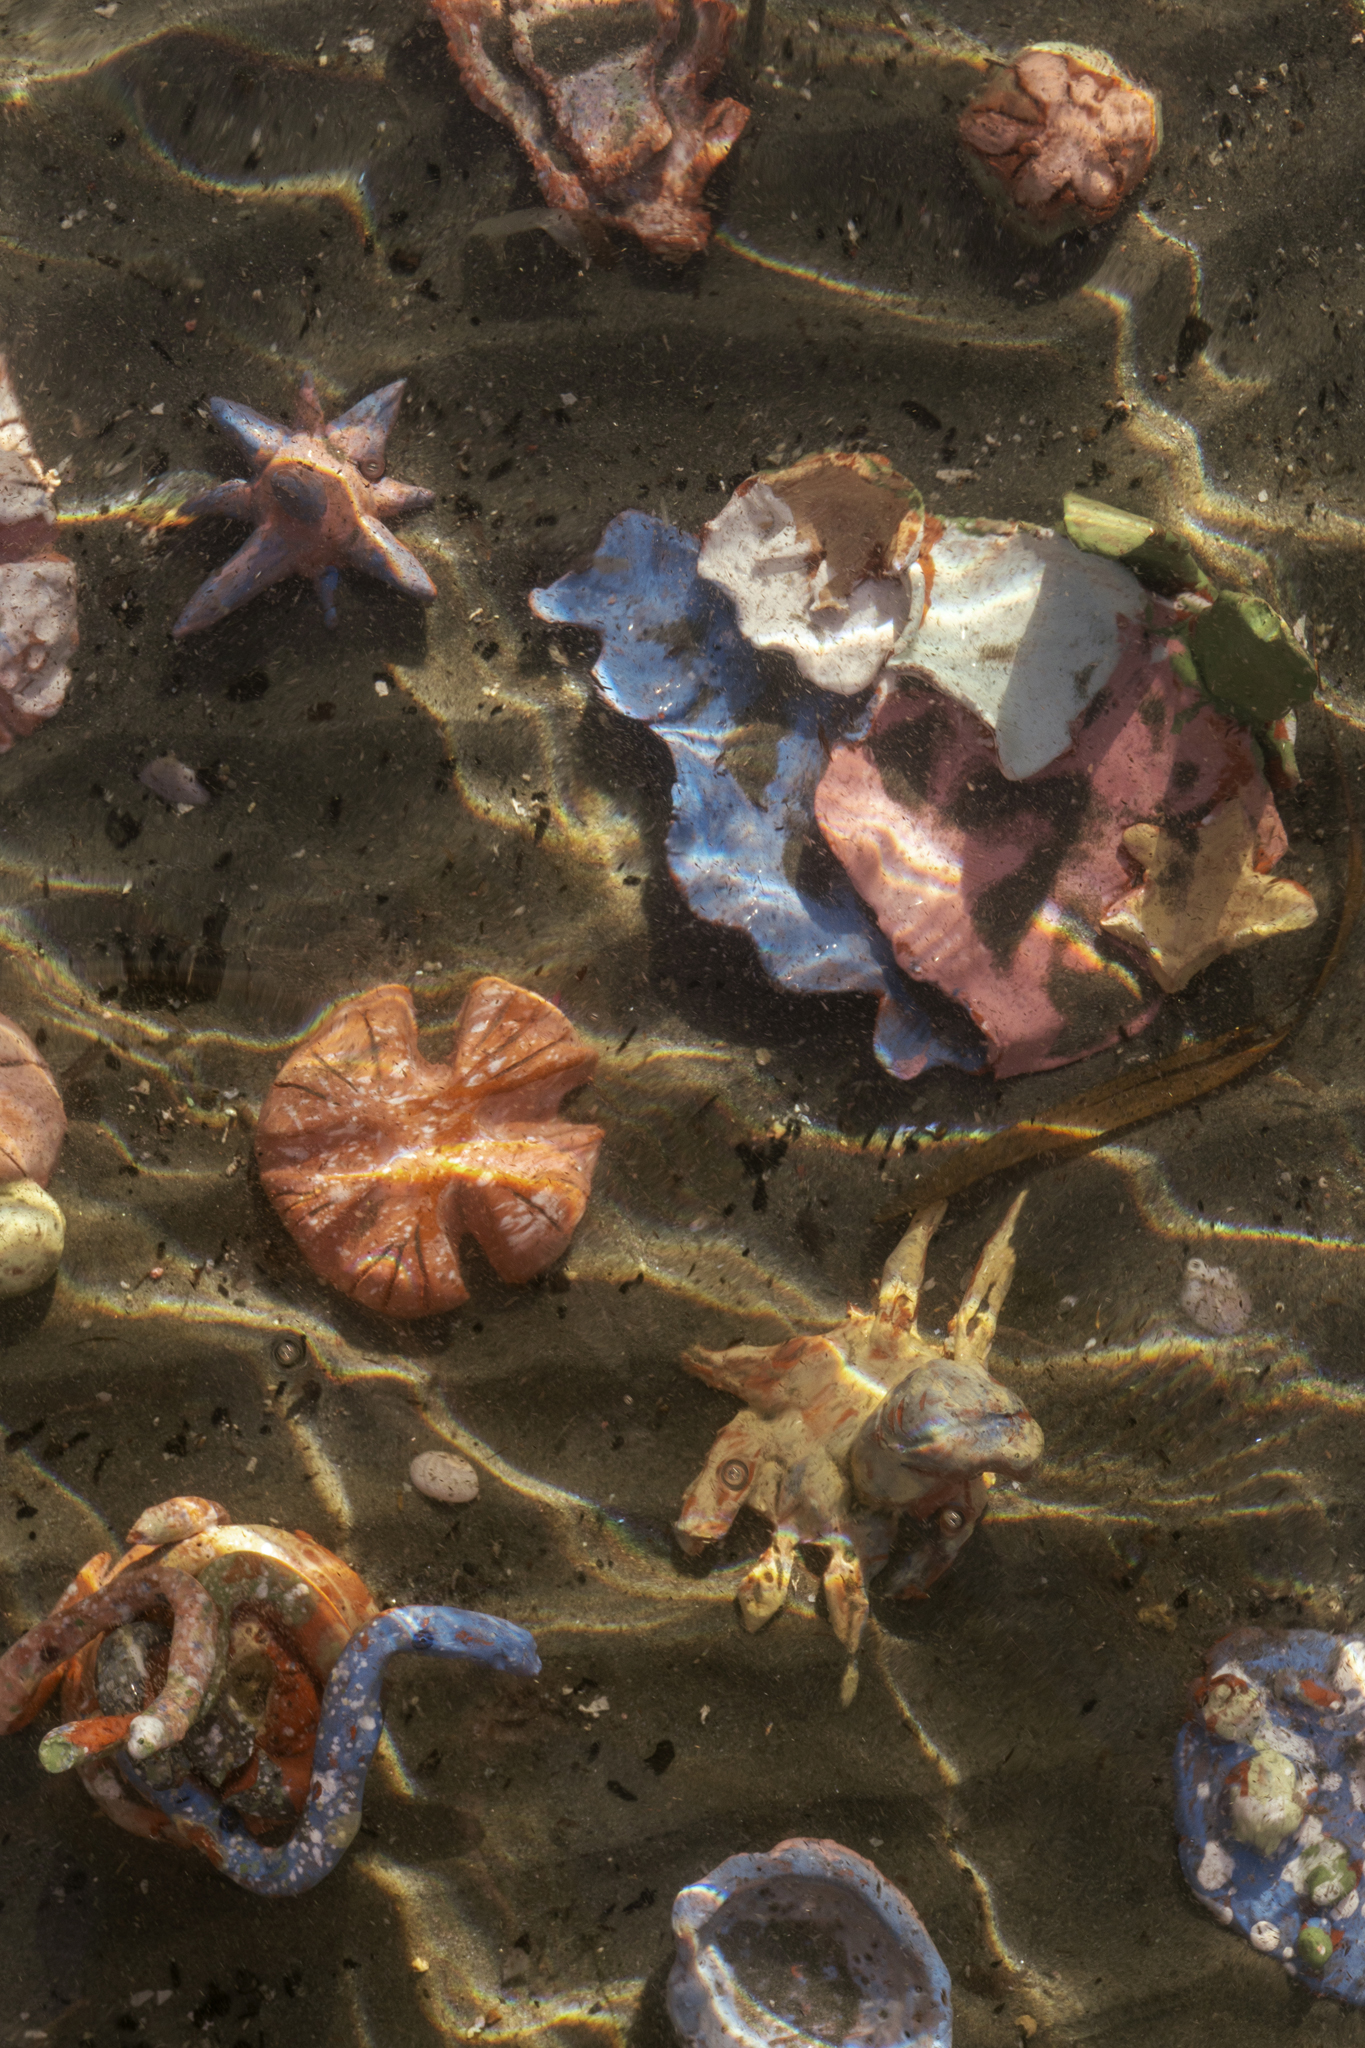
410, 1450, 479, 1504
0, 1178, 64, 1297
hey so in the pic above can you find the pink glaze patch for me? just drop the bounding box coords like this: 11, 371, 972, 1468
814, 638, 1287, 1077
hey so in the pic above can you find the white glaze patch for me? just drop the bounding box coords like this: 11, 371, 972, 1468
889, 524, 1143, 778
1196, 1838, 1235, 1893
698, 481, 910, 695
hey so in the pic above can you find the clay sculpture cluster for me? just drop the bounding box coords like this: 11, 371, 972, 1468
958, 42, 1161, 240
429, 0, 750, 259
533, 453, 1316, 1080
0, 355, 77, 751
254, 975, 603, 1317
0, 1495, 539, 1894
675, 1196, 1041, 1704
1175, 1628, 1365, 2003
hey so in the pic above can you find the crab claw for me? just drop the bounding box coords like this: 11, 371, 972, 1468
736, 1532, 796, 1631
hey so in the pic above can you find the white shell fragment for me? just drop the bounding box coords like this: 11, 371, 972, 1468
410, 1449, 480, 1504
889, 525, 1146, 778
1181, 1257, 1251, 1336
0, 357, 77, 753
700, 480, 911, 693
139, 754, 210, 809
0, 1177, 65, 1297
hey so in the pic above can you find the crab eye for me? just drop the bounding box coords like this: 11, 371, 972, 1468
359, 456, 383, 481
720, 1458, 750, 1490
938, 1507, 965, 1534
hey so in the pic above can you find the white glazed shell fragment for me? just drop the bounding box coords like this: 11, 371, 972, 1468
410, 1450, 480, 1505
668, 1838, 952, 2048
0, 1177, 64, 1297
1181, 1258, 1251, 1336
697, 453, 924, 696
889, 523, 1147, 779
139, 755, 210, 809
0, 356, 76, 752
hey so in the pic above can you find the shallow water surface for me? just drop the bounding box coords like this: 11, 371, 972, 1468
2, 1, 1365, 2044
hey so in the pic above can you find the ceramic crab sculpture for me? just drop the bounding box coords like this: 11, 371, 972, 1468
675, 1198, 1042, 1703
0, 1496, 539, 1894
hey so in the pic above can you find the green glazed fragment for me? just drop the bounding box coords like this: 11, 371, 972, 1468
1186, 591, 1318, 726
1062, 493, 1212, 597
1303, 1838, 1355, 1909
1169, 642, 1201, 693
1297, 1922, 1334, 1970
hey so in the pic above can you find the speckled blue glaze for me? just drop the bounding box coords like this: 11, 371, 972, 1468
531, 513, 983, 1081
1175, 1626, 1365, 2004
669, 1837, 952, 2048
122, 1605, 540, 1896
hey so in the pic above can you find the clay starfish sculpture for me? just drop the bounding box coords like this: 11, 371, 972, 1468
172, 375, 435, 636
675, 1198, 1042, 1703
255, 977, 603, 1317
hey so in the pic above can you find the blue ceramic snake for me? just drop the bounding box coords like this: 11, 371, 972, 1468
123, 1605, 540, 1896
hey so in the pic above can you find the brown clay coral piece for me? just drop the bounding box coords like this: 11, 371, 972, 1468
0, 355, 78, 750
429, 0, 749, 260
959, 43, 1160, 241
0, 1011, 66, 1185
256, 978, 602, 1318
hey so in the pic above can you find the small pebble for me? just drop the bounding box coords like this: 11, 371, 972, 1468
1181, 1256, 1251, 1335
0, 1179, 64, 1298
139, 754, 209, 809
410, 1449, 479, 1504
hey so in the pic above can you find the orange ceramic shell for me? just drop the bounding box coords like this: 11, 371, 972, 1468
254, 977, 602, 1317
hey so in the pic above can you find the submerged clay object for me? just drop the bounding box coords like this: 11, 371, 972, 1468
0, 1494, 540, 1894
698, 452, 923, 695
0, 1011, 67, 1295
669, 1838, 952, 2048
0, 356, 77, 750
1175, 1628, 1365, 2007
256, 977, 602, 1317
430, 0, 749, 260
172, 374, 435, 636
534, 457, 1312, 1080
959, 43, 1160, 241
0, 1011, 64, 1187
675, 1199, 1040, 1703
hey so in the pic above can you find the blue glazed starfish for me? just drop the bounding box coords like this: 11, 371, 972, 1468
172, 374, 436, 636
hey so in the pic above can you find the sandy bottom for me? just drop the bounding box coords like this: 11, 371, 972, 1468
1, 0, 1364, 2042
